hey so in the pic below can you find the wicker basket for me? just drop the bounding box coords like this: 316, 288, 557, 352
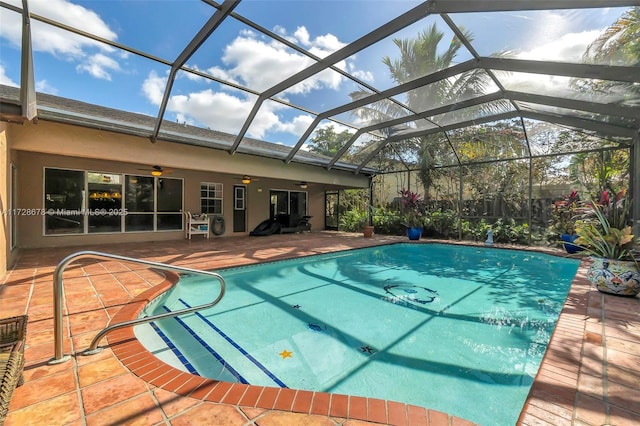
0, 315, 27, 423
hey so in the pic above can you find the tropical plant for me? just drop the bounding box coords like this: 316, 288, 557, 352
549, 190, 582, 235
371, 205, 405, 235
568, 149, 630, 197
577, 7, 640, 98
426, 209, 459, 238
399, 188, 424, 228
349, 24, 500, 194
339, 208, 369, 232
573, 191, 638, 261
583, 7, 640, 66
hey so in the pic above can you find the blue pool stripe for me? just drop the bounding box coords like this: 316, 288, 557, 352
161, 306, 248, 384
177, 298, 288, 388
148, 321, 199, 376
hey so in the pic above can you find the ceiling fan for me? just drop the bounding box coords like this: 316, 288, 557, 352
137, 165, 172, 176
297, 181, 308, 189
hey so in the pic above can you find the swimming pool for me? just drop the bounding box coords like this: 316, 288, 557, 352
136, 243, 579, 425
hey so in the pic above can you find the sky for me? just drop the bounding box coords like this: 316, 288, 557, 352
0, 1, 630, 148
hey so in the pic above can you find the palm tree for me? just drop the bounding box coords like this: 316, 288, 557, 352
578, 7, 640, 103
350, 24, 498, 196
584, 7, 639, 66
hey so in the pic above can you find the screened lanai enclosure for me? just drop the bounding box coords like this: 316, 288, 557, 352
1, 1, 639, 244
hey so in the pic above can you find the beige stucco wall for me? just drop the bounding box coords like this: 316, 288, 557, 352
0, 122, 9, 272
10, 120, 369, 187
0, 122, 21, 273
6, 119, 369, 249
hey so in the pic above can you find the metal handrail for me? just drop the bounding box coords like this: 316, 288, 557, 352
51, 250, 226, 364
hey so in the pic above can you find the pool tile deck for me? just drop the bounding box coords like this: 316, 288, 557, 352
1, 232, 639, 425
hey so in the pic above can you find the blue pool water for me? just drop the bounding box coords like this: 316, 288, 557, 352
136, 243, 580, 425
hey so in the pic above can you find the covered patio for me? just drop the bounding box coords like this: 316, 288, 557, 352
1, 233, 639, 425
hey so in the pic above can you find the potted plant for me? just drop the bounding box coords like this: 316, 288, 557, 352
573, 191, 640, 296
356, 209, 374, 238
361, 221, 374, 238
550, 190, 584, 253
399, 189, 424, 240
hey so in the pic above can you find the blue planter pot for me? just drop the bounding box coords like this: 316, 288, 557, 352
407, 227, 422, 240
561, 234, 583, 254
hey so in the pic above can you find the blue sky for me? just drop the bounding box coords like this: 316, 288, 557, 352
0, 1, 630, 147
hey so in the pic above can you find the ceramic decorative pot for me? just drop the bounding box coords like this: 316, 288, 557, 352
407, 227, 422, 240
587, 257, 640, 297
362, 226, 374, 238
561, 234, 584, 254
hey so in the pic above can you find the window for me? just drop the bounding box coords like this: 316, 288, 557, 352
43, 168, 183, 235
125, 175, 154, 232
44, 168, 85, 235
234, 186, 245, 210
156, 178, 183, 230
124, 175, 183, 232
200, 182, 223, 215
269, 190, 307, 226
88, 172, 123, 233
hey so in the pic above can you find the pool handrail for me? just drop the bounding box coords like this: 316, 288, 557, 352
51, 250, 226, 364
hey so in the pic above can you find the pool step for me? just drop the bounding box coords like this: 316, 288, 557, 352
153, 302, 287, 388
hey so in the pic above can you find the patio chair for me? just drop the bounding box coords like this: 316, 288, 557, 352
0, 315, 27, 423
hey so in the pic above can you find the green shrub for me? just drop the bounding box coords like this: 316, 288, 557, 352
490, 218, 530, 244
372, 206, 406, 235
339, 209, 369, 232
425, 210, 459, 238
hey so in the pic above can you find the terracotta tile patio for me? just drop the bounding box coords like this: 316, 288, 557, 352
1, 232, 638, 425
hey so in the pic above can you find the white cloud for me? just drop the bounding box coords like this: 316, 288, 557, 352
516, 30, 601, 62
276, 113, 314, 135
220, 31, 314, 92
139, 26, 369, 141
142, 70, 302, 138
203, 66, 243, 88
293, 27, 311, 47
350, 69, 375, 83
502, 29, 603, 95
165, 87, 282, 139
0, 0, 121, 81
1, 0, 117, 58
218, 27, 351, 94
0, 63, 57, 93
76, 53, 121, 80
0, 64, 18, 86
317, 121, 353, 134
32, 0, 116, 41
35, 79, 58, 94
141, 70, 167, 105
310, 33, 344, 55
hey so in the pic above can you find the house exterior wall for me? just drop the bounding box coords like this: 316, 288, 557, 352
2, 119, 369, 260
0, 122, 6, 274
9, 120, 368, 187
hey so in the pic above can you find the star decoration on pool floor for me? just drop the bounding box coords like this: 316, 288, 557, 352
360, 345, 375, 354
279, 349, 293, 359
292, 304, 301, 309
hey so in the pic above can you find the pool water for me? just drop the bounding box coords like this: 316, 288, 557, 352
137, 243, 579, 425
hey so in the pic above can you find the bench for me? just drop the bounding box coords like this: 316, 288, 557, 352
0, 315, 27, 423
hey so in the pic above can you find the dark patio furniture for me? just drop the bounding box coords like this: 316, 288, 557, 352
0, 315, 27, 423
